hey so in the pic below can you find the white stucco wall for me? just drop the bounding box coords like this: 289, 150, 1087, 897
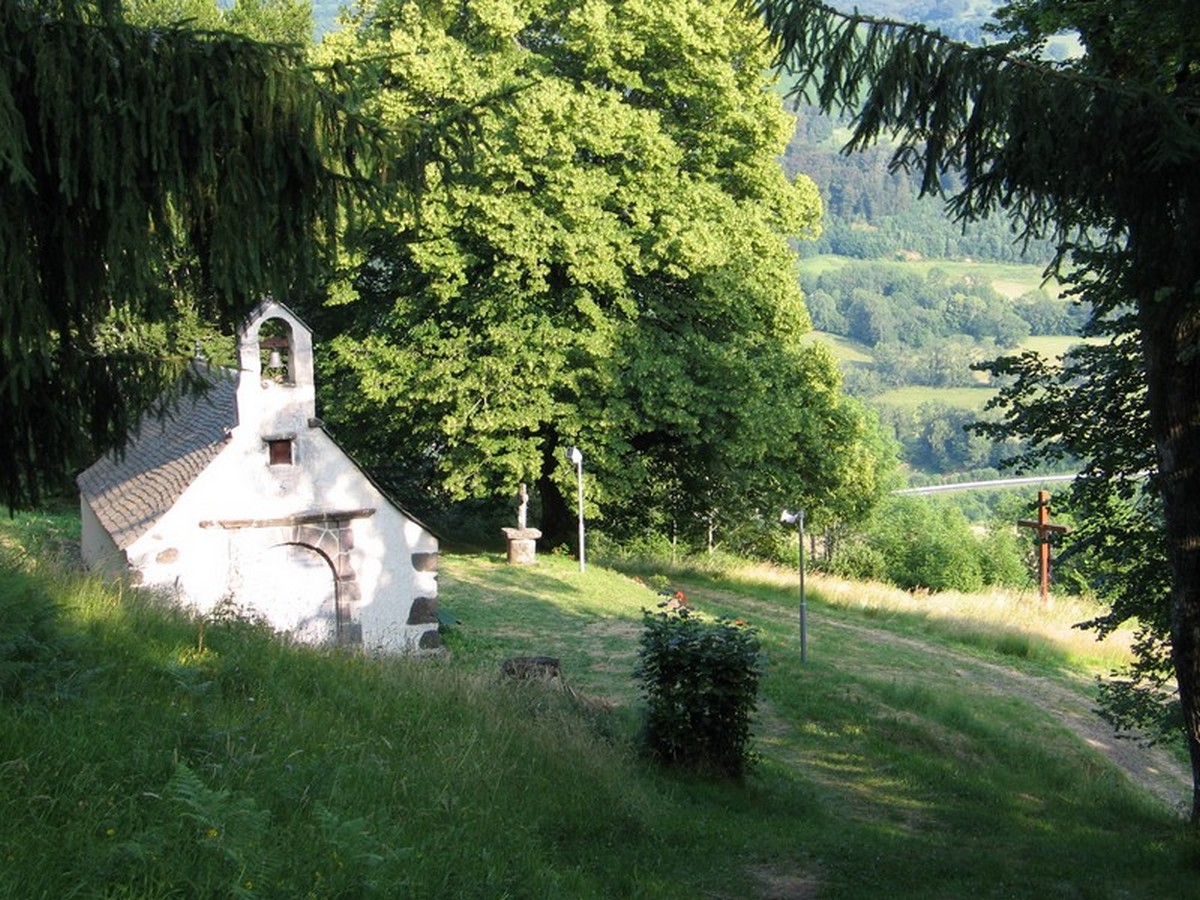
79, 497, 125, 576
122, 422, 437, 651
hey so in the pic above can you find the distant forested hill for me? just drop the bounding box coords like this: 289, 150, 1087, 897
842, 0, 998, 42
781, 1, 1067, 264
841, 1, 1078, 56
781, 108, 1058, 264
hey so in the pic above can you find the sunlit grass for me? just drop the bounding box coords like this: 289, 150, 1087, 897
803, 330, 875, 364
797, 253, 1057, 298
871, 384, 996, 410
710, 560, 1135, 676
1020, 334, 1099, 359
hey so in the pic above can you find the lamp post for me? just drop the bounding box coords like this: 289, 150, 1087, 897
568, 446, 585, 573
781, 509, 807, 662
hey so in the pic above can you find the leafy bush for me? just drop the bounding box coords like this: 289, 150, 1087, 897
634, 606, 761, 778
828, 539, 889, 582
590, 529, 681, 563
976, 527, 1029, 588
867, 496, 985, 592
829, 496, 1034, 593
724, 520, 798, 567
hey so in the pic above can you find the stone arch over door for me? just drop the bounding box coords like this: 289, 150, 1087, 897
240, 542, 338, 645
204, 508, 374, 646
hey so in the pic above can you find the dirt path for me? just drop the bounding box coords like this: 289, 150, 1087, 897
826, 615, 1191, 816
681, 584, 1192, 818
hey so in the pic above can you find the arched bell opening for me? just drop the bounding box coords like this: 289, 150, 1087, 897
258, 317, 295, 385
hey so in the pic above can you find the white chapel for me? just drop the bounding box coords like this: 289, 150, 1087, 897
77, 299, 441, 652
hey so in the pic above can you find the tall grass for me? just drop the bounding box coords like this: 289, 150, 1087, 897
613, 552, 1136, 676
796, 565, 1132, 673
0, 570, 760, 898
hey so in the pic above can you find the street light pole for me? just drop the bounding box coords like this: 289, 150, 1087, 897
781, 508, 807, 662
568, 446, 585, 573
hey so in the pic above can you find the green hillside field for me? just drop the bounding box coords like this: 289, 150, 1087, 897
871, 384, 997, 411
799, 253, 1059, 299
1, 510, 1195, 899
806, 331, 1093, 406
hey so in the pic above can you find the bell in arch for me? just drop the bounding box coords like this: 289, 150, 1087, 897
258, 317, 294, 384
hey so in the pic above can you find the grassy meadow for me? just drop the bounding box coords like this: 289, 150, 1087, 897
806, 329, 1094, 415
870, 384, 996, 411
806, 326, 1091, 377
798, 253, 1058, 299
2, 510, 1198, 898
797, 251, 1085, 389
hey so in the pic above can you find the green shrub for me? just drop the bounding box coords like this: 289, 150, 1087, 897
903, 528, 984, 592
718, 518, 796, 566
590, 529, 681, 562
633, 606, 761, 778
867, 496, 986, 592
976, 526, 1029, 588
828, 539, 888, 582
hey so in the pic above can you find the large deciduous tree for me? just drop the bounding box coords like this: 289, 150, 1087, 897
313, 0, 888, 546
121, 0, 315, 44
0, 0, 367, 506
753, 0, 1200, 822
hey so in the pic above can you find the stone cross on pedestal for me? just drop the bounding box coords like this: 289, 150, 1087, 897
1018, 490, 1071, 608
502, 482, 542, 565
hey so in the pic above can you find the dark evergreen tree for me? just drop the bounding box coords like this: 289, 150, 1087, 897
0, 0, 375, 506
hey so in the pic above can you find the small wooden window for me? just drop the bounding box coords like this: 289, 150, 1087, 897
268, 438, 294, 466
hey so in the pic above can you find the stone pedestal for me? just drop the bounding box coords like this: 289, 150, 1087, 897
502, 527, 542, 564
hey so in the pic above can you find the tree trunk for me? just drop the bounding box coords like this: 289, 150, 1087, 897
537, 470, 573, 550
1137, 225, 1200, 825
1149, 341, 1200, 825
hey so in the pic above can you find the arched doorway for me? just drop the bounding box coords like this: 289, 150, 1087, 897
239, 542, 338, 645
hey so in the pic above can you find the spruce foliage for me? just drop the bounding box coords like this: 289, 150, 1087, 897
0, 0, 361, 506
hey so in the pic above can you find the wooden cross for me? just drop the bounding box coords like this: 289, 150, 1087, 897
1017, 490, 1071, 607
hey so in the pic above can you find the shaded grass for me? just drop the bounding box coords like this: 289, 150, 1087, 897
2, 568, 809, 898
437, 553, 649, 703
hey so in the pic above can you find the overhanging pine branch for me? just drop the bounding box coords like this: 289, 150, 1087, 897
748, 0, 1200, 244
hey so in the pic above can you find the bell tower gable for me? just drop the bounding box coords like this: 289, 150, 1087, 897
235, 299, 316, 436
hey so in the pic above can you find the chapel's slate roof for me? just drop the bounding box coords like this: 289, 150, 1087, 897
77, 368, 238, 550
